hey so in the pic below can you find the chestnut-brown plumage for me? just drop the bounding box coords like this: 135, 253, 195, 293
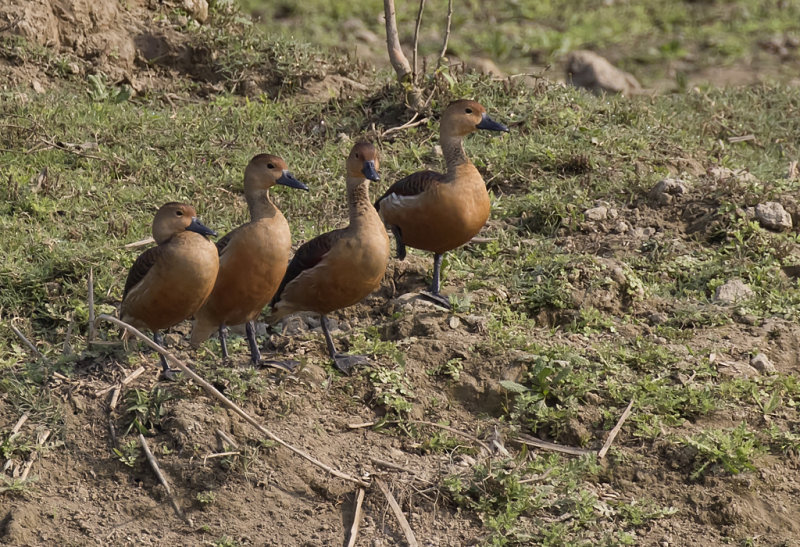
120, 202, 219, 375
270, 142, 389, 373
375, 99, 508, 308
190, 154, 307, 365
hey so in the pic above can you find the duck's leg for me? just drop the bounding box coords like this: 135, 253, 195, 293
321, 314, 369, 375
219, 325, 229, 359
153, 331, 179, 379
256, 321, 299, 373
391, 225, 406, 260
245, 320, 261, 365
421, 252, 452, 309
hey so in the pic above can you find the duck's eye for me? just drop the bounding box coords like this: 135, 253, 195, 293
176, 210, 183, 217
267, 163, 275, 169
355, 153, 360, 159
465, 108, 473, 114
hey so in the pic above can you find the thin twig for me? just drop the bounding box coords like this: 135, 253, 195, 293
598, 399, 634, 459
375, 478, 419, 547
348, 419, 492, 452
512, 433, 594, 456
347, 488, 366, 547
10, 413, 28, 436
99, 314, 369, 488
371, 457, 433, 484
88, 268, 96, 342
124, 236, 155, 249
215, 429, 239, 450
63, 315, 75, 355
0, 16, 22, 33
138, 433, 188, 522
20, 429, 50, 481
121, 366, 145, 386
109, 386, 121, 411
412, 0, 426, 82
381, 115, 430, 138
437, 0, 453, 63
202, 451, 240, 465
9, 323, 43, 359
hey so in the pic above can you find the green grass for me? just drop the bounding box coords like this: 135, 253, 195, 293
3, 2, 800, 544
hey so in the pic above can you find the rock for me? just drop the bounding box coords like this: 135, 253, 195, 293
714, 279, 754, 304
298, 363, 328, 385
565, 50, 642, 96
754, 202, 792, 231
448, 316, 461, 329
648, 312, 668, 325
466, 57, 504, 78
717, 360, 760, 378
612, 220, 630, 233
584, 205, 608, 221
31, 80, 44, 94
708, 166, 757, 183
648, 178, 687, 205
750, 353, 776, 374
183, 0, 209, 23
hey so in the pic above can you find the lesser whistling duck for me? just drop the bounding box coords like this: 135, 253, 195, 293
374, 99, 508, 309
190, 154, 308, 365
120, 202, 219, 376
269, 142, 389, 373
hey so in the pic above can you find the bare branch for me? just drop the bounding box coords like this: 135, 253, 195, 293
375, 478, 419, 547
412, 0, 426, 82
138, 433, 188, 522
346, 488, 366, 547
383, 0, 412, 82
598, 399, 634, 459
437, 0, 454, 64
98, 314, 370, 488
87, 267, 96, 342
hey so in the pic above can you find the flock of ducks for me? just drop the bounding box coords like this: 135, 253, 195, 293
119, 100, 508, 376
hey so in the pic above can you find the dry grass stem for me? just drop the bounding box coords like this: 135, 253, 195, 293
121, 366, 145, 386
412, 0, 426, 81
9, 322, 43, 358
437, 0, 453, 63
346, 488, 366, 547
375, 478, 419, 547
99, 314, 370, 487
87, 267, 96, 342
124, 236, 155, 249
20, 429, 51, 481
598, 398, 635, 459
215, 429, 239, 450
138, 433, 188, 523
512, 433, 594, 456
109, 386, 121, 410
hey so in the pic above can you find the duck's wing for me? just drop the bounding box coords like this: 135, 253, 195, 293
374, 170, 446, 210
215, 226, 240, 256
122, 246, 162, 300
270, 228, 345, 307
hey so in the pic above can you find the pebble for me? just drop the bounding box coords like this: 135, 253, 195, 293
750, 353, 776, 374
754, 201, 793, 231
713, 279, 754, 304
648, 178, 686, 205
584, 205, 608, 221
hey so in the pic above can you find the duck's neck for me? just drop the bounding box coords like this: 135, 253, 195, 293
441, 133, 471, 174
246, 190, 278, 221
347, 178, 375, 228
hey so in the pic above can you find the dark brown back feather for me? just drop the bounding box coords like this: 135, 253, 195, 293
270, 229, 343, 307
122, 246, 162, 300
215, 226, 239, 256
374, 170, 445, 210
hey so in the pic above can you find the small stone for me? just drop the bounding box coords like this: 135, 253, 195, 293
68, 62, 82, 75
754, 201, 792, 231
183, 0, 209, 22
433, 145, 443, 157
448, 316, 461, 329
648, 178, 686, 205
708, 166, 757, 183
566, 50, 642, 95
718, 360, 760, 378
32, 80, 44, 93
612, 220, 630, 233
649, 312, 668, 325
714, 279, 754, 304
584, 205, 608, 221
298, 363, 328, 385
337, 132, 350, 143
750, 353, 777, 374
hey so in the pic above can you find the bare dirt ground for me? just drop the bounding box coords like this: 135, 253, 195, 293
2, 1, 800, 546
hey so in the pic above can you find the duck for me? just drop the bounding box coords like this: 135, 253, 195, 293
190, 154, 308, 366
374, 99, 508, 309
268, 142, 389, 374
120, 202, 219, 376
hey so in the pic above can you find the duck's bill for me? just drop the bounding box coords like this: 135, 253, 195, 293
187, 217, 217, 238
361, 160, 380, 181
277, 170, 309, 191
476, 113, 509, 132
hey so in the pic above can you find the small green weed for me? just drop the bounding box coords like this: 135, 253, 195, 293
682, 423, 765, 480
123, 387, 174, 435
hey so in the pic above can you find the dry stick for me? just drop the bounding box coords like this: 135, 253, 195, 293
346, 488, 366, 547
121, 366, 145, 386
375, 478, 419, 547
216, 428, 239, 450
138, 433, 187, 522
87, 267, 96, 342
381, 115, 430, 138
109, 386, 121, 411
98, 314, 370, 488
124, 236, 155, 249
347, 419, 491, 452
383, 0, 412, 82
370, 457, 433, 484
598, 399, 635, 459
9, 323, 43, 359
20, 429, 51, 481
202, 451, 240, 465
513, 433, 594, 457
10, 413, 28, 436
437, 0, 454, 63
63, 315, 75, 355
411, 0, 426, 82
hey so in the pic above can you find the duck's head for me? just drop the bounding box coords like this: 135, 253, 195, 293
440, 99, 509, 138
244, 154, 308, 193
152, 202, 217, 244
346, 141, 380, 182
